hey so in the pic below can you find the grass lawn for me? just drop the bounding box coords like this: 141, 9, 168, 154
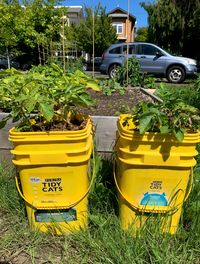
0, 154, 200, 264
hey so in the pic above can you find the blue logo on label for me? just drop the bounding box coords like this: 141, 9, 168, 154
140, 192, 168, 206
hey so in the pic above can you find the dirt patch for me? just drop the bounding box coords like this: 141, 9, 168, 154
80, 87, 154, 116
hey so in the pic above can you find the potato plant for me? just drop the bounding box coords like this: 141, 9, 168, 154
0, 64, 99, 131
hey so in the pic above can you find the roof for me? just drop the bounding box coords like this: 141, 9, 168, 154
67, 6, 82, 13
108, 7, 136, 22
55, 6, 83, 13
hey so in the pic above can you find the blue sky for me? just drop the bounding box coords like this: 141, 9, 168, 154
62, 0, 153, 28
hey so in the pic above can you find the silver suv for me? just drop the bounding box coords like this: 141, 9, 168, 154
100, 42, 197, 83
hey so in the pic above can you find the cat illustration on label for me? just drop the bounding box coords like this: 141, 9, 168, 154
140, 192, 168, 206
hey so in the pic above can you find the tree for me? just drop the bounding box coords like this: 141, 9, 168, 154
0, 0, 67, 65
0, 1, 23, 67
141, 0, 200, 60
18, 0, 66, 64
74, 4, 117, 57
135, 27, 148, 42
141, 0, 183, 53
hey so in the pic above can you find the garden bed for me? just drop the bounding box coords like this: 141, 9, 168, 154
80, 87, 155, 116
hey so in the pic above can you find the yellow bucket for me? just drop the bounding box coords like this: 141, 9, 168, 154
9, 117, 94, 235
115, 114, 199, 234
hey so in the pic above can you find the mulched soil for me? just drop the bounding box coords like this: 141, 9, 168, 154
79, 87, 154, 116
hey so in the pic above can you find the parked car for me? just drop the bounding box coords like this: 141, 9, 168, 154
100, 42, 197, 83
0, 56, 20, 70
83, 57, 102, 71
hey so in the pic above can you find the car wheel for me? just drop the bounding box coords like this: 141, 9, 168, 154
108, 65, 119, 79
166, 66, 185, 83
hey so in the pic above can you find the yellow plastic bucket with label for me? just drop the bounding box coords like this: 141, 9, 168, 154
115, 114, 199, 234
9, 117, 94, 235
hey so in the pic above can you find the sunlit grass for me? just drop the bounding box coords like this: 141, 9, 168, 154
0, 156, 200, 263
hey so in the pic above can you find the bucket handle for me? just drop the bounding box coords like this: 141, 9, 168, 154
15, 147, 96, 210
113, 160, 193, 214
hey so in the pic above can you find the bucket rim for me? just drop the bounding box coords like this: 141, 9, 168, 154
118, 114, 200, 143
9, 116, 93, 138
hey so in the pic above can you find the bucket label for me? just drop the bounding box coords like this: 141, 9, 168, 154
35, 208, 77, 222
42, 178, 63, 192
30, 177, 40, 183
150, 181, 162, 190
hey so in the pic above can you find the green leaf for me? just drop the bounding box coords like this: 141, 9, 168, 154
39, 103, 54, 122
50, 63, 63, 74
139, 115, 153, 133
160, 125, 171, 134
86, 81, 100, 91
173, 129, 184, 142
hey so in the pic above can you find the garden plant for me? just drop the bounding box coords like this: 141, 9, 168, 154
0, 64, 100, 131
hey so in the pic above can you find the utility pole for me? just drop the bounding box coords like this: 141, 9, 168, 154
92, 8, 95, 78
126, 0, 130, 85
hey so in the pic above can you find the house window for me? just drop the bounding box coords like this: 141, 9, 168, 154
112, 23, 123, 34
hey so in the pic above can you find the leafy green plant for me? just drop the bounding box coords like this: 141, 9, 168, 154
155, 81, 200, 110
115, 57, 156, 88
0, 64, 100, 131
116, 57, 144, 87
143, 75, 156, 88
52, 57, 85, 74
123, 101, 200, 141
100, 79, 125, 96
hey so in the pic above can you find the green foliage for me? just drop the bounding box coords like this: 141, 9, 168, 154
115, 57, 156, 88
135, 27, 148, 42
0, 1, 22, 56
100, 79, 125, 96
141, 0, 200, 60
0, 0, 67, 64
66, 58, 85, 74
0, 64, 100, 131
116, 57, 144, 87
155, 80, 200, 110
143, 74, 156, 88
123, 100, 200, 141
74, 4, 117, 57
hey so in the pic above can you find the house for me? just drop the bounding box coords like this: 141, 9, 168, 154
66, 6, 83, 25
55, 6, 83, 26
108, 7, 136, 43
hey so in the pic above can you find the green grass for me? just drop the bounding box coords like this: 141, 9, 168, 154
0, 157, 200, 264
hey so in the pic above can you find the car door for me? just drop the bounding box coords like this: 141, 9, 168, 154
135, 44, 166, 74
122, 44, 136, 60
107, 45, 126, 65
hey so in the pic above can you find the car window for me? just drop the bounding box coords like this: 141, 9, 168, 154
129, 45, 136, 54
109, 46, 121, 54
122, 45, 136, 55
138, 44, 159, 56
